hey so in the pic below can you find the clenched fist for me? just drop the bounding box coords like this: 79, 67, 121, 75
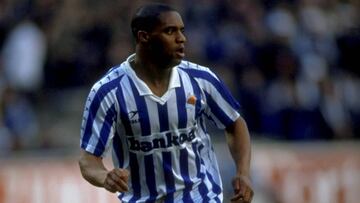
104, 168, 130, 193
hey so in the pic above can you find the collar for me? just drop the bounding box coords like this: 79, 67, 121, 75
124, 54, 181, 98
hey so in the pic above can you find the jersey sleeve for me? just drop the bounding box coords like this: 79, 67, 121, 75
199, 68, 241, 129
80, 81, 118, 157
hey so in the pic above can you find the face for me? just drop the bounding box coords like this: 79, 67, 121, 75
146, 11, 186, 67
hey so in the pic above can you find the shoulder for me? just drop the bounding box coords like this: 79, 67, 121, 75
177, 60, 219, 81
178, 60, 210, 72
90, 63, 127, 95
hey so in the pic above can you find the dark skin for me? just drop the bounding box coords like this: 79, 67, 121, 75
131, 11, 186, 97
226, 117, 254, 203
79, 10, 253, 202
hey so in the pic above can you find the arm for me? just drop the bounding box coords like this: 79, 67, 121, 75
225, 117, 254, 203
78, 149, 129, 193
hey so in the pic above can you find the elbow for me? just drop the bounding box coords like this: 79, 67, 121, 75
226, 116, 247, 134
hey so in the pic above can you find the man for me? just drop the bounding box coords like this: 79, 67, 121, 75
79, 3, 253, 203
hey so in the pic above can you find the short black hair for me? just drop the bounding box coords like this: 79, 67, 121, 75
130, 3, 176, 39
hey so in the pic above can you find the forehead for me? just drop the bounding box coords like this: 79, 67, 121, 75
157, 11, 184, 28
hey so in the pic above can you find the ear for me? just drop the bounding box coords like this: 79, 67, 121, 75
138, 31, 150, 43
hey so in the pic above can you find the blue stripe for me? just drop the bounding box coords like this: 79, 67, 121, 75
176, 74, 193, 201
129, 152, 141, 202
116, 80, 133, 136
127, 78, 154, 201
94, 104, 117, 156
204, 91, 234, 127
180, 148, 193, 203
179, 67, 240, 110
163, 152, 175, 202
82, 76, 123, 149
129, 79, 151, 136
192, 143, 209, 202
214, 196, 221, 203
206, 171, 222, 196
113, 131, 124, 167
199, 116, 208, 134
145, 154, 158, 202
175, 76, 187, 129
197, 145, 222, 201
118, 193, 125, 201
159, 104, 175, 202
158, 103, 169, 132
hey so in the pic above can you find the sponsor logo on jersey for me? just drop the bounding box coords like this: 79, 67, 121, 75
128, 110, 140, 124
127, 128, 196, 153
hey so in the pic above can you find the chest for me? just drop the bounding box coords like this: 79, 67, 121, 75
118, 85, 204, 136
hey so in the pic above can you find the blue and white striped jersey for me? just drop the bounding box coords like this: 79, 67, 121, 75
80, 54, 241, 203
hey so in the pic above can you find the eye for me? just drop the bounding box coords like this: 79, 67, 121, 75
165, 27, 175, 35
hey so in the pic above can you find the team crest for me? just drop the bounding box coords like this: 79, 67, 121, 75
186, 95, 197, 106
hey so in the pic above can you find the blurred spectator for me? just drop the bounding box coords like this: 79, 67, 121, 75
1, 86, 39, 150
0, 0, 359, 153
2, 18, 46, 92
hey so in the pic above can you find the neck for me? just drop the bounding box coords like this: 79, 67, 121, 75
133, 56, 172, 83
131, 53, 173, 97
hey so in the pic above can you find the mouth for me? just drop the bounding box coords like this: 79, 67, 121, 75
175, 47, 185, 58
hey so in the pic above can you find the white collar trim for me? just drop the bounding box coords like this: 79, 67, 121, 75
124, 54, 181, 104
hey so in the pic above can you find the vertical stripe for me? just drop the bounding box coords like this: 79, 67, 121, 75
163, 152, 175, 203
117, 78, 139, 202
94, 104, 117, 156
206, 171, 222, 196
177, 74, 193, 201
145, 154, 158, 202
113, 131, 124, 167
180, 148, 193, 203
129, 152, 141, 202
176, 77, 187, 129
115, 78, 138, 201
128, 79, 153, 201
199, 116, 207, 134
116, 82, 133, 136
159, 103, 175, 202
198, 144, 222, 202
129, 79, 151, 136
158, 103, 169, 132
192, 143, 209, 202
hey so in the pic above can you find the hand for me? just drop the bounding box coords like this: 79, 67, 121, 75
103, 168, 130, 193
230, 175, 254, 203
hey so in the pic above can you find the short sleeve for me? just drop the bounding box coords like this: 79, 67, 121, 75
80, 81, 118, 157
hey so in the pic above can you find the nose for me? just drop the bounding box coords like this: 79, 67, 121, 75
176, 31, 186, 43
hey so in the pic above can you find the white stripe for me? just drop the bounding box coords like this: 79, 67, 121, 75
166, 90, 180, 130
122, 76, 141, 135
145, 97, 160, 133
178, 70, 197, 126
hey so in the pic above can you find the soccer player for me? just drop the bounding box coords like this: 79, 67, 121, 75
79, 3, 253, 203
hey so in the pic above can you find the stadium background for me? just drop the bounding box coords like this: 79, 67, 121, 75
0, 0, 359, 202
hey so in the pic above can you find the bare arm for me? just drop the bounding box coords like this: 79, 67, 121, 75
78, 149, 129, 193
225, 117, 253, 203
